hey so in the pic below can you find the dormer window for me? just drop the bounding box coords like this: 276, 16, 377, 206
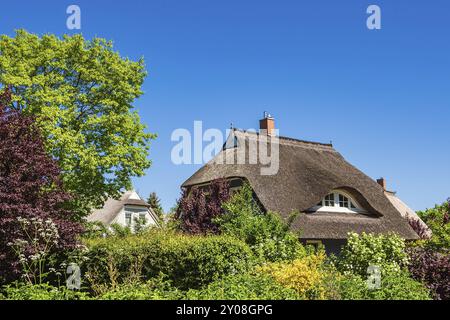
124, 206, 149, 227
312, 190, 366, 214
323, 193, 335, 207
224, 134, 239, 150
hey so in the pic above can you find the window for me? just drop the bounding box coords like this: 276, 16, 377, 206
125, 206, 149, 226
324, 193, 335, 207
125, 212, 132, 226
339, 194, 349, 208
313, 190, 364, 213
223, 135, 239, 150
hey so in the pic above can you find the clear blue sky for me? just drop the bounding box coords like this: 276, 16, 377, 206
1, 0, 449, 211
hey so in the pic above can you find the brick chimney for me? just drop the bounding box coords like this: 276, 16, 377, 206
259, 112, 275, 136
377, 178, 386, 191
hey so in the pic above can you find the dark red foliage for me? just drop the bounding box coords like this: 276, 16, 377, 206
407, 247, 450, 300
0, 88, 83, 283
175, 178, 231, 234
408, 217, 430, 239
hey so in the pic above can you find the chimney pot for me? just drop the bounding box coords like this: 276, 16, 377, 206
259, 112, 275, 136
377, 178, 386, 191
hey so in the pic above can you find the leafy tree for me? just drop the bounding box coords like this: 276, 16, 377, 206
147, 192, 164, 221
417, 199, 450, 252
217, 183, 305, 262
175, 179, 231, 234
0, 88, 82, 284
0, 30, 155, 216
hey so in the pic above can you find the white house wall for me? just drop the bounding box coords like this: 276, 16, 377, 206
110, 206, 158, 229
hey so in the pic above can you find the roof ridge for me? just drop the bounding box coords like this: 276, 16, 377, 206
233, 128, 334, 149
278, 135, 333, 147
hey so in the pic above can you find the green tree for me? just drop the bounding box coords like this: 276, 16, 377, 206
217, 183, 305, 262
147, 192, 164, 221
0, 30, 155, 216
417, 199, 450, 252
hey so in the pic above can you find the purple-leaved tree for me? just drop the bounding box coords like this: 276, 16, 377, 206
175, 178, 231, 234
0, 88, 82, 283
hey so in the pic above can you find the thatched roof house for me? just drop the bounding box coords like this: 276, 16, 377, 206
182, 115, 421, 252
87, 190, 159, 230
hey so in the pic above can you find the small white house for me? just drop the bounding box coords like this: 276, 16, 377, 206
87, 190, 159, 230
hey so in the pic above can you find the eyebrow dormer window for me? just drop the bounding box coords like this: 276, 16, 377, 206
313, 190, 365, 214
338, 194, 350, 208
324, 193, 335, 207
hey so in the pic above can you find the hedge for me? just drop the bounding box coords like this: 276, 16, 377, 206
83, 231, 255, 292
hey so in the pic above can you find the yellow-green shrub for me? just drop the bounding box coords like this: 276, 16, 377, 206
259, 252, 327, 299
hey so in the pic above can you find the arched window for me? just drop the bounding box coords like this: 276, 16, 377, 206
314, 190, 365, 213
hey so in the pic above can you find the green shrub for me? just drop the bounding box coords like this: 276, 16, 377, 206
186, 273, 301, 300
109, 223, 133, 238
333, 271, 431, 300
336, 232, 409, 276
84, 230, 255, 292
330, 233, 431, 300
217, 183, 305, 262
82, 221, 109, 239
1, 283, 89, 300
98, 276, 184, 300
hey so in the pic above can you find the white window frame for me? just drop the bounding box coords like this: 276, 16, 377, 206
124, 205, 150, 227
312, 190, 367, 214
139, 212, 147, 221
125, 212, 132, 226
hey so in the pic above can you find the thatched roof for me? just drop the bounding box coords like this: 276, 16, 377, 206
182, 129, 418, 240
87, 190, 155, 226
385, 191, 431, 238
